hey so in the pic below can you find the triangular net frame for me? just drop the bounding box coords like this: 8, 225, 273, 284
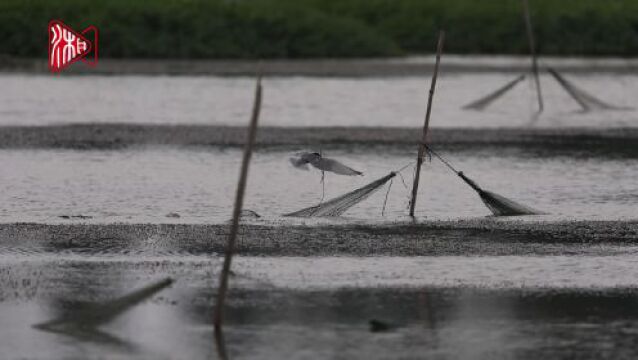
546, 67, 632, 111
457, 171, 542, 217
463, 67, 630, 113
284, 172, 396, 217
423, 144, 543, 217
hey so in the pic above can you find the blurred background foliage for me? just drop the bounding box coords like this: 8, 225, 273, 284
2, 0, 637, 58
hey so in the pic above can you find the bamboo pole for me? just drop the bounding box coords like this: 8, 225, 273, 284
214, 73, 263, 331
522, 0, 544, 113
409, 31, 444, 217
214, 325, 228, 360
546, 67, 590, 111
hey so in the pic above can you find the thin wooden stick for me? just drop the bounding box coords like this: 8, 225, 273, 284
409, 30, 444, 217
522, 0, 544, 113
213, 73, 263, 331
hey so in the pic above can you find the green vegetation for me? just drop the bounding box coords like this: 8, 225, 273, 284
2, 0, 638, 58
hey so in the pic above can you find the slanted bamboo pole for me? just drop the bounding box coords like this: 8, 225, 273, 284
547, 67, 630, 111
546, 67, 590, 111
214, 73, 263, 331
522, 0, 544, 113
409, 31, 444, 217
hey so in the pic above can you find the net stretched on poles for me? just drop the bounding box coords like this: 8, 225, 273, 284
456, 171, 541, 216
425, 145, 543, 217
284, 172, 396, 217
547, 67, 631, 111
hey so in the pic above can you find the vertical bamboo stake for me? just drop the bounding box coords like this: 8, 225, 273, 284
522, 0, 544, 113
214, 74, 263, 331
214, 324, 228, 360
409, 31, 444, 217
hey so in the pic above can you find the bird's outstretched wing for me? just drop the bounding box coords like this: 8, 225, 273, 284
289, 157, 310, 170
313, 158, 362, 176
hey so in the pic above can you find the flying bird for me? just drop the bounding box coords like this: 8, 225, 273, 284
290, 152, 363, 176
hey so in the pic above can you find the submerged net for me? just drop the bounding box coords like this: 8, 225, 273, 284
284, 172, 396, 217
547, 67, 631, 111
463, 74, 526, 110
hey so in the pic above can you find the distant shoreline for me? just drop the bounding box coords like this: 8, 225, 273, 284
2, 56, 637, 76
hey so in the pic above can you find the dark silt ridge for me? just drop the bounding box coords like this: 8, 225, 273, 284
1, 124, 638, 153
1, 220, 637, 257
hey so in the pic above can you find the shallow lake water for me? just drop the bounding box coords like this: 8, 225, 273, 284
1, 73, 636, 128
0, 146, 636, 223
3, 253, 638, 359
1, 69, 638, 359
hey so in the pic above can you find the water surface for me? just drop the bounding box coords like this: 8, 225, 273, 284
1, 73, 635, 128
0, 147, 636, 223
3, 253, 638, 359
1, 66, 637, 359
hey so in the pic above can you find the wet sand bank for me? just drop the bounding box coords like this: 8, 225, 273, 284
2, 124, 638, 153
1, 220, 637, 257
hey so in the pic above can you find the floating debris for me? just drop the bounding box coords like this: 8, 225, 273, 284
59, 215, 93, 220
290, 152, 362, 176
165, 212, 181, 218
240, 209, 261, 218
225, 209, 262, 224
369, 319, 393, 332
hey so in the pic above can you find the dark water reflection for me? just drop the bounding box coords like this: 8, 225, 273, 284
216, 288, 638, 359
6, 286, 638, 359
2, 251, 638, 359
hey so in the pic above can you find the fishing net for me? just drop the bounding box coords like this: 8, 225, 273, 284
463, 75, 526, 110
547, 67, 631, 111
424, 144, 543, 217
456, 172, 541, 216
479, 190, 541, 216
284, 172, 396, 217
